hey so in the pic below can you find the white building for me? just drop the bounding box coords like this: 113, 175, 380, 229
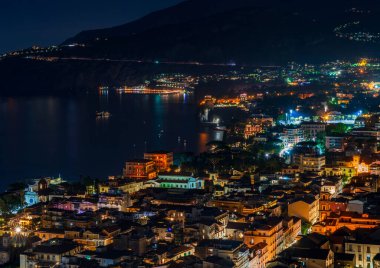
345, 230, 380, 268
24, 185, 39, 207
281, 127, 304, 148
155, 173, 204, 189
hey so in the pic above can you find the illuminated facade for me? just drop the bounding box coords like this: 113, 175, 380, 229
319, 192, 347, 221
313, 212, 380, 235
321, 166, 357, 178
24, 185, 39, 207
144, 151, 173, 172
156, 173, 204, 190
123, 159, 157, 179
244, 218, 285, 262
250, 114, 274, 128
352, 155, 370, 174
281, 127, 304, 148
98, 179, 144, 194
244, 124, 262, 139
288, 197, 319, 224
293, 150, 326, 172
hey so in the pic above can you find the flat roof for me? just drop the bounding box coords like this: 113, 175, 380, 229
126, 159, 153, 163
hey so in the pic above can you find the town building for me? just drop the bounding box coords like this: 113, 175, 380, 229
345, 228, 380, 268
313, 212, 380, 235
288, 196, 319, 224
24, 185, 39, 207
20, 239, 82, 268
326, 135, 346, 152
351, 128, 380, 141
243, 217, 285, 262
301, 122, 326, 141
282, 248, 334, 268
98, 179, 144, 194
281, 127, 304, 148
292, 142, 325, 172
123, 159, 157, 179
155, 172, 204, 190
196, 239, 250, 268
144, 151, 173, 172
244, 124, 262, 139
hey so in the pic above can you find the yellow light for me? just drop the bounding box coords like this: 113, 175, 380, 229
358, 59, 367, 67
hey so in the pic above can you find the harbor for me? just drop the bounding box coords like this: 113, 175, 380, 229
116, 86, 185, 95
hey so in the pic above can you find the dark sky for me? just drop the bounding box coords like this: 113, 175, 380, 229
0, 0, 183, 53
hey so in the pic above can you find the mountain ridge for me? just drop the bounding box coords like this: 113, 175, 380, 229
63, 0, 272, 44
0, 0, 380, 94
61, 0, 380, 64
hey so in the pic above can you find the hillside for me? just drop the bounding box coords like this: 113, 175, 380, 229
0, 0, 379, 94
62, 0, 380, 64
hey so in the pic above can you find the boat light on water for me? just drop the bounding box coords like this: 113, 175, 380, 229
96, 111, 111, 118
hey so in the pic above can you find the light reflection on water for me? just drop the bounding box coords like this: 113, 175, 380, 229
0, 93, 221, 189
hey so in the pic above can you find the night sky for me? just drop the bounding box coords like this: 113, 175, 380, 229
0, 0, 183, 53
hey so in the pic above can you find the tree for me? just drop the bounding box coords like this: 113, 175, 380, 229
0, 192, 25, 215
208, 155, 223, 172
0, 198, 8, 214
301, 222, 312, 235
256, 156, 285, 172
7, 182, 27, 192
316, 131, 326, 152
326, 123, 351, 135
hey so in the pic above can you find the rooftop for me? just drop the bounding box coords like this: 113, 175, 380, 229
126, 159, 153, 163
198, 239, 242, 250
32, 239, 79, 255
